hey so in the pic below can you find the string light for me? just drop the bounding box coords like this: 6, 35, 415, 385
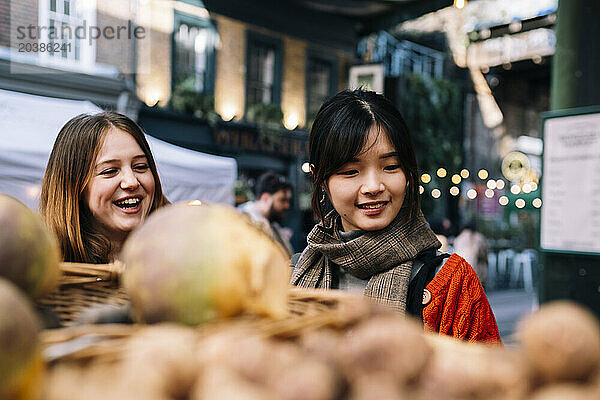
431, 189, 441, 199
478, 169, 488, 180
486, 180, 497, 190
530, 182, 538, 191
485, 189, 494, 198
419, 185, 425, 194
301, 162, 311, 173
467, 189, 477, 199
188, 200, 203, 206
454, 0, 465, 10
532, 198, 542, 208
421, 173, 431, 184
499, 196, 509, 206
496, 179, 505, 190
450, 186, 460, 196
510, 184, 521, 194
437, 168, 447, 178
522, 183, 532, 193
460, 169, 470, 179
451, 174, 461, 184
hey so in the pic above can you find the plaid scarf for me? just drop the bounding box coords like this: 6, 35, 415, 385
291, 208, 441, 315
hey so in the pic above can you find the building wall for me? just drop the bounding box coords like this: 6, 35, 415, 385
96, 0, 134, 75
282, 36, 306, 129
2, 0, 39, 49
135, 0, 173, 107
214, 14, 246, 122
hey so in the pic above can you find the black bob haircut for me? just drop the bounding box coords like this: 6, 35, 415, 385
309, 88, 420, 224
255, 171, 293, 197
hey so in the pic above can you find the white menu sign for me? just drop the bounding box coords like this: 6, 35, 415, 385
541, 111, 600, 254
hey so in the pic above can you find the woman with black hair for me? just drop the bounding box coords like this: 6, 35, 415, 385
291, 89, 500, 343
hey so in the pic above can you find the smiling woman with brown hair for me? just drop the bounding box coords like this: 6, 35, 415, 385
40, 112, 169, 264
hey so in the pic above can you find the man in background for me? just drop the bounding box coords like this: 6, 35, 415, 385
238, 171, 294, 258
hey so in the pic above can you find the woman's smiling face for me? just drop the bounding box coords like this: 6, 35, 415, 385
326, 125, 407, 232
84, 127, 155, 242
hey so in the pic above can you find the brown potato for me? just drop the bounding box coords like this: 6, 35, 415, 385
424, 333, 528, 400
118, 324, 199, 399
516, 301, 600, 385
337, 315, 432, 386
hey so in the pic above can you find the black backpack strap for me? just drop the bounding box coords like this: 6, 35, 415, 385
406, 249, 450, 324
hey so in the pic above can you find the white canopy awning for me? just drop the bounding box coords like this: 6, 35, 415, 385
0, 89, 237, 210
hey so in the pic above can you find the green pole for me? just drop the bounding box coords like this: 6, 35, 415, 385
551, 0, 600, 110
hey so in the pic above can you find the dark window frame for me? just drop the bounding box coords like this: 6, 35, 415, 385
305, 49, 338, 124
245, 30, 283, 110
171, 10, 217, 95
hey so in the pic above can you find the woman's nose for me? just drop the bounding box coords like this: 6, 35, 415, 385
360, 173, 384, 196
120, 169, 140, 190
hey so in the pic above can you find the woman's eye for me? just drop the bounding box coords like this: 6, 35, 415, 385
99, 168, 118, 176
384, 165, 401, 171
337, 169, 358, 176
134, 164, 149, 172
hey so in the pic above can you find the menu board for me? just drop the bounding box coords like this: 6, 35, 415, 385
540, 109, 600, 254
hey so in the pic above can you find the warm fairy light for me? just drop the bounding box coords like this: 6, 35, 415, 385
421, 173, 432, 184
454, 0, 465, 10
467, 189, 477, 199
532, 198, 542, 208
496, 179, 505, 190
220, 105, 237, 121
301, 162, 311, 173
478, 169, 488, 180
450, 186, 460, 196
530, 182, 538, 191
511, 184, 521, 195
499, 196, 509, 206
188, 200, 203, 206
437, 168, 447, 178
460, 169, 469, 179
431, 189, 441, 199
487, 180, 497, 190
419, 185, 425, 194
451, 174, 461, 184
515, 199, 526, 209
485, 189, 494, 198
283, 111, 299, 130
522, 183, 532, 194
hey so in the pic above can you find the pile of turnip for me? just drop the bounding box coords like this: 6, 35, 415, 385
43, 297, 600, 400
0, 197, 598, 400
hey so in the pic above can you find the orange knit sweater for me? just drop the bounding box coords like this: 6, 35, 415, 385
423, 253, 502, 344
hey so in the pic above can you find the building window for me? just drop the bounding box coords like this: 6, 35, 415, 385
246, 32, 282, 108
173, 12, 217, 93
306, 54, 337, 123
38, 0, 95, 66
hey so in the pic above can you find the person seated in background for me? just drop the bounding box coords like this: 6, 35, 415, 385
40, 112, 169, 264
290, 89, 500, 343
238, 171, 294, 258
453, 221, 489, 288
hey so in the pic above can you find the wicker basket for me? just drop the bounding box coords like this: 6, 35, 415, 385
37, 262, 129, 327
40, 287, 367, 365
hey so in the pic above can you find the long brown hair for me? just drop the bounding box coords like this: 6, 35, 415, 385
40, 112, 169, 263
